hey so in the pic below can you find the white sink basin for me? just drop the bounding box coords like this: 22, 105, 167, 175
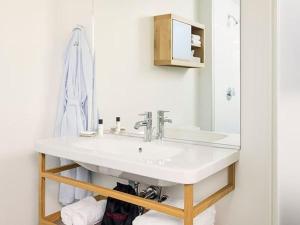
36, 134, 239, 186
73, 137, 184, 161
73, 137, 184, 186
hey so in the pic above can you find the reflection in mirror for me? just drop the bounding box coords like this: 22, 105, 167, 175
94, 0, 240, 148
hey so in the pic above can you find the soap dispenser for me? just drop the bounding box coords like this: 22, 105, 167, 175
116, 117, 121, 133
98, 119, 104, 137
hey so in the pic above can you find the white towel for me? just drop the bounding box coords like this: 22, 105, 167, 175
133, 199, 216, 225
192, 34, 201, 41
61, 197, 107, 225
191, 40, 201, 46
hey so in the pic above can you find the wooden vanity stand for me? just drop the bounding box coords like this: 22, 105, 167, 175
39, 153, 235, 225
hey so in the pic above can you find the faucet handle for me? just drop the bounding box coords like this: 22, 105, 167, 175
157, 110, 170, 117
158, 110, 169, 113
138, 112, 152, 119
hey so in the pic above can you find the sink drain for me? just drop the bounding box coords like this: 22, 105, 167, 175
138, 147, 143, 153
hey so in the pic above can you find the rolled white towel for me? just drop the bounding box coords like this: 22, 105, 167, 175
61, 197, 107, 225
133, 199, 216, 225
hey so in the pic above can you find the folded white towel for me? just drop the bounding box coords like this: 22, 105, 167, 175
192, 34, 201, 41
133, 199, 216, 225
61, 197, 107, 225
191, 40, 201, 46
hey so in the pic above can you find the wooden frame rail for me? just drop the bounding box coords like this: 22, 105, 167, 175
39, 153, 235, 225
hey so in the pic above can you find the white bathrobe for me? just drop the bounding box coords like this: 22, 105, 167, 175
54, 26, 98, 205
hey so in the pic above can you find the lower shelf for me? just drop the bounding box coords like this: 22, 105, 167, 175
42, 196, 105, 225
42, 219, 101, 225
56, 221, 101, 225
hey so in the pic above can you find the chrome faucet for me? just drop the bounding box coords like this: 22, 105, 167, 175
134, 112, 153, 142
157, 110, 172, 140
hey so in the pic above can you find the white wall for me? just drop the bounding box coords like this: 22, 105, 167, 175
95, 0, 202, 130
0, 0, 273, 225
277, 0, 300, 224
53, 0, 94, 51
0, 0, 61, 224
0, 0, 94, 223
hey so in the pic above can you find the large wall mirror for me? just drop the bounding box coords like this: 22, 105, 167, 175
94, 0, 240, 148
58, 0, 241, 148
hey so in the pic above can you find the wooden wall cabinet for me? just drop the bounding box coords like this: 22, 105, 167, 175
154, 14, 205, 68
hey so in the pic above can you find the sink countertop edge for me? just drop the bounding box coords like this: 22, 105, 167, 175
35, 138, 240, 185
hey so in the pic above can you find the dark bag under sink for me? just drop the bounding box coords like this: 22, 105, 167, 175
102, 183, 140, 225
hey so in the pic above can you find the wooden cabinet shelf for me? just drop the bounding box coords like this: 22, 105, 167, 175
154, 14, 205, 68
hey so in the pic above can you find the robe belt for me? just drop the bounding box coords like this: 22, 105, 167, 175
66, 98, 82, 107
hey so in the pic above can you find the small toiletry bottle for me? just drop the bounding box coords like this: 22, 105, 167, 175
98, 119, 104, 137
116, 117, 121, 133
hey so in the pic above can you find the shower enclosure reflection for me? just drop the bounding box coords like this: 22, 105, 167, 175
213, 0, 240, 134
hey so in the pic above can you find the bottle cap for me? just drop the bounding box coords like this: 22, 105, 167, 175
116, 117, 121, 122
98, 119, 103, 124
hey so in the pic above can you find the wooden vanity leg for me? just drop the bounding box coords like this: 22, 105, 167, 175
39, 153, 46, 224
228, 163, 236, 188
184, 184, 194, 225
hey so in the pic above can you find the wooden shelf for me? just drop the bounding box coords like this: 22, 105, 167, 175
154, 14, 205, 68
38, 154, 235, 225
41, 212, 101, 225
154, 59, 205, 68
